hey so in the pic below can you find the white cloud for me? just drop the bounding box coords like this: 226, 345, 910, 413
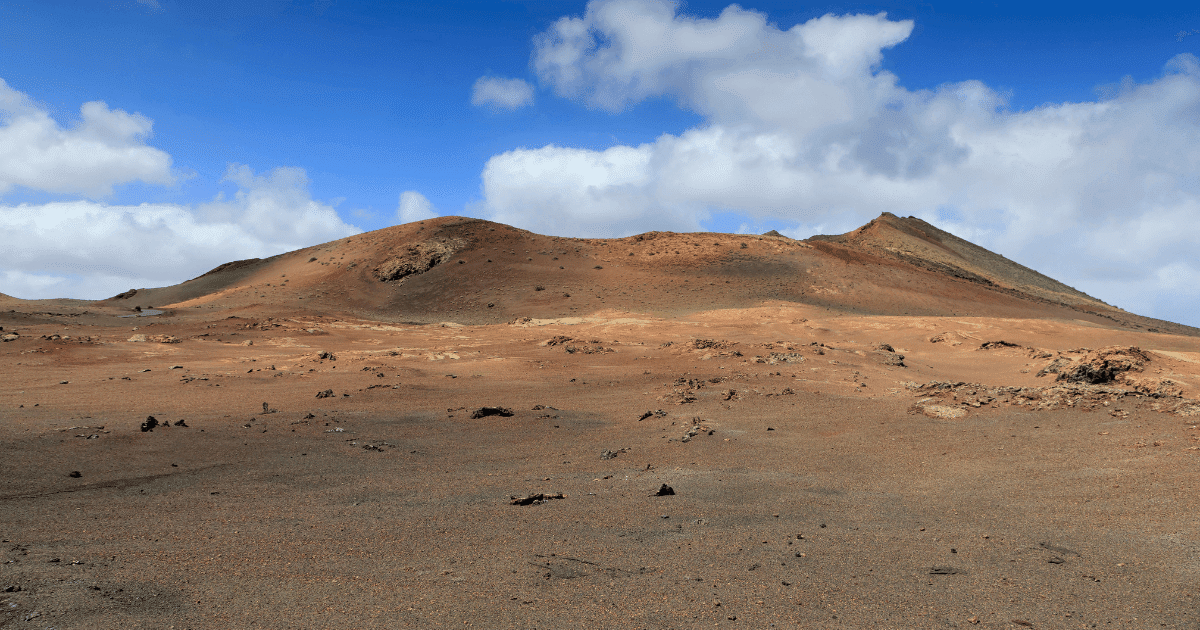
396, 190, 439, 223
471, 77, 535, 110
0, 164, 360, 300
0, 78, 175, 198
476, 0, 1200, 325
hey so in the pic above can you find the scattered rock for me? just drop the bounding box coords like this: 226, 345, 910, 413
510, 492, 565, 506
140, 416, 159, 432
128, 334, 179, 343
564, 343, 615, 354
909, 378, 1200, 417
663, 391, 698, 405
757, 352, 806, 365
600, 447, 630, 460
174, 419, 188, 427
68, 471, 81, 478
317, 351, 336, 361
471, 406, 514, 419
681, 418, 713, 442
980, 340, 1021, 350
874, 343, 895, 352
1, 332, 19, 342
315, 389, 334, 398
651, 484, 675, 496
638, 409, 667, 421
693, 339, 736, 350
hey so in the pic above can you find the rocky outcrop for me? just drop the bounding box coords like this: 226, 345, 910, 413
373, 240, 461, 282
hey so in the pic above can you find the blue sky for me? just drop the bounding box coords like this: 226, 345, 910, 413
2, 1, 1200, 326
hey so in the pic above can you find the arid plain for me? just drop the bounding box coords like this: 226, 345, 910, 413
3, 214, 1200, 629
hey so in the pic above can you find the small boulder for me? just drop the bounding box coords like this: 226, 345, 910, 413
471, 406, 514, 419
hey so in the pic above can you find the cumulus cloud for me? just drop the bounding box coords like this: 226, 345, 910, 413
471, 77, 535, 110
396, 190, 439, 223
476, 0, 1200, 325
0, 164, 360, 300
0, 78, 175, 198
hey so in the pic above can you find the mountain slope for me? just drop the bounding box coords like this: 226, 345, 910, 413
809, 212, 1106, 308
76, 214, 1195, 336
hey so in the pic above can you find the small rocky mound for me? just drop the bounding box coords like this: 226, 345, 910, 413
1054, 346, 1152, 385
128, 334, 180, 344
693, 339, 736, 350
908, 376, 1200, 418
872, 343, 905, 367
373, 240, 460, 282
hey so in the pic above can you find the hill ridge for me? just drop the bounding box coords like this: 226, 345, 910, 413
3, 213, 1188, 336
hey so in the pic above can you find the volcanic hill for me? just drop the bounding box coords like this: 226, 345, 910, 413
93, 212, 1192, 335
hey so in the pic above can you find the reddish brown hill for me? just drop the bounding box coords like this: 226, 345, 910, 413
54, 213, 1189, 336
809, 212, 1104, 308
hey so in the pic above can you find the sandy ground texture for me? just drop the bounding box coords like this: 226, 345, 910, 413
4, 215, 1200, 629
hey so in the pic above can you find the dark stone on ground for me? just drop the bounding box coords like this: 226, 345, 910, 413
471, 406, 514, 419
